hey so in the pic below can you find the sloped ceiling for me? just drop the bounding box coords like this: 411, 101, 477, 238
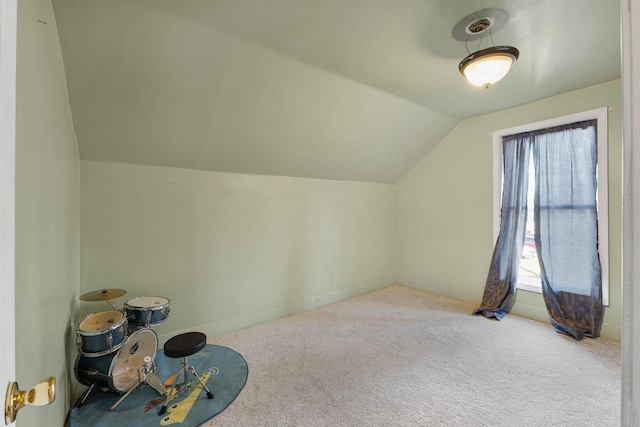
52, 0, 620, 184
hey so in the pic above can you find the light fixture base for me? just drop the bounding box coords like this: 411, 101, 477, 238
451, 8, 509, 41
466, 17, 494, 35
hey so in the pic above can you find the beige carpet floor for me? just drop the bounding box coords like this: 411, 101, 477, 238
204, 285, 621, 426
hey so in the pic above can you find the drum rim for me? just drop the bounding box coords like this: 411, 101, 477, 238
124, 296, 171, 310
77, 311, 128, 336
78, 338, 125, 358
110, 328, 158, 392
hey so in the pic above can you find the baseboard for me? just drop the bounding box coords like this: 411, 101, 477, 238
157, 276, 396, 345
509, 303, 550, 324
600, 323, 622, 341
395, 276, 477, 305
395, 276, 621, 342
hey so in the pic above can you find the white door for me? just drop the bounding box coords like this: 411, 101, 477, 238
622, 0, 640, 424
0, 0, 17, 424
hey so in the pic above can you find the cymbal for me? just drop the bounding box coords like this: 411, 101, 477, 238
80, 288, 127, 302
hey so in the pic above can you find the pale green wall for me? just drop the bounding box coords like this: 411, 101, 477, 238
396, 80, 622, 340
16, 0, 80, 424
80, 161, 397, 344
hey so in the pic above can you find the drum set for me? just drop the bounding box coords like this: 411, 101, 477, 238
74, 288, 171, 410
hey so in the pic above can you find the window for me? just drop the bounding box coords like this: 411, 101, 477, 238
492, 108, 609, 305
517, 156, 540, 288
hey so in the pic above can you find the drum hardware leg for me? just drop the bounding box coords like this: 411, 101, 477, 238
158, 355, 213, 416
109, 379, 142, 411
180, 358, 213, 398
75, 383, 97, 408
188, 365, 213, 400
158, 369, 182, 416
183, 360, 191, 393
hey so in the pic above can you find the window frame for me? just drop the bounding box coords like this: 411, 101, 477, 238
492, 107, 610, 305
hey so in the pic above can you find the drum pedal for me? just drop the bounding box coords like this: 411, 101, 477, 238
146, 371, 166, 396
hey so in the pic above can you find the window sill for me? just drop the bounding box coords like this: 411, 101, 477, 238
516, 280, 610, 307
517, 281, 542, 293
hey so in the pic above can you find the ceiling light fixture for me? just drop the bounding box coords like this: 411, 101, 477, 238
457, 16, 519, 89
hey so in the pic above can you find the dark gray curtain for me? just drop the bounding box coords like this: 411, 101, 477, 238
533, 120, 603, 339
474, 119, 603, 340
472, 137, 531, 319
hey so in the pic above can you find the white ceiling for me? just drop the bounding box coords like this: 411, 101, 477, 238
52, 0, 620, 184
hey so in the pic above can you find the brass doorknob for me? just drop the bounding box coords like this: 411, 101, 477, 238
4, 377, 55, 425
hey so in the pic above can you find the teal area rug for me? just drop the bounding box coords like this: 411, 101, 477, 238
69, 344, 248, 427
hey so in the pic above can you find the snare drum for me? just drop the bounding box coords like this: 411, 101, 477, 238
74, 328, 158, 393
76, 310, 128, 357
124, 296, 170, 327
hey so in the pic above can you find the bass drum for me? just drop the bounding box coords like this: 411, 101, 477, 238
74, 328, 158, 393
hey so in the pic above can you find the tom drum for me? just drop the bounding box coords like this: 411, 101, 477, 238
76, 310, 128, 357
124, 296, 171, 328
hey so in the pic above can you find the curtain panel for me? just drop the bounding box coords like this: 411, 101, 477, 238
533, 121, 603, 339
472, 137, 531, 320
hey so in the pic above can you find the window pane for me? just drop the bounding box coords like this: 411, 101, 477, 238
519, 152, 540, 284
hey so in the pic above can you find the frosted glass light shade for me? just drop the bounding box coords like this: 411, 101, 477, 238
459, 46, 519, 88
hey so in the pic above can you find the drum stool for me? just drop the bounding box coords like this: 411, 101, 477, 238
159, 332, 214, 416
